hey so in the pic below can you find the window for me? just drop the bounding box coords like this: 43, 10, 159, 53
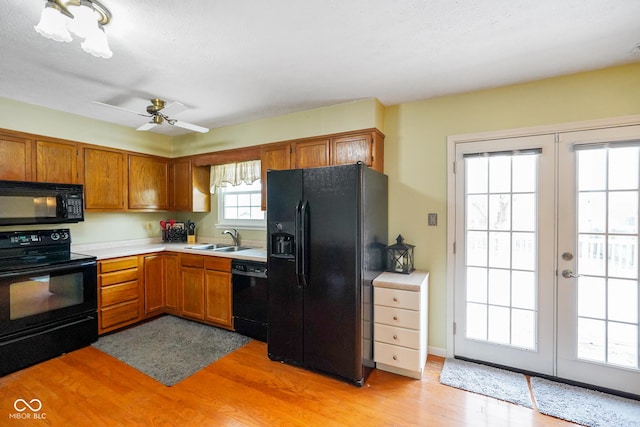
217, 180, 265, 229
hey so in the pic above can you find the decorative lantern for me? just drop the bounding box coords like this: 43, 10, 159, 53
386, 234, 415, 274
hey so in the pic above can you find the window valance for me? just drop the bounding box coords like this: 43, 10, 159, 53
210, 160, 261, 193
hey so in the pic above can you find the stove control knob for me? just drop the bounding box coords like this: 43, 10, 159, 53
61, 231, 69, 240
51, 232, 60, 241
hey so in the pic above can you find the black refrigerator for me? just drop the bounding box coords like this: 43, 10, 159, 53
266, 162, 388, 386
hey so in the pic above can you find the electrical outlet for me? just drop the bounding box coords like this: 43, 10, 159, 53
428, 213, 437, 226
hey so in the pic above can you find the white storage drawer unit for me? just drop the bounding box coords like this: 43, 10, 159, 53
373, 271, 429, 379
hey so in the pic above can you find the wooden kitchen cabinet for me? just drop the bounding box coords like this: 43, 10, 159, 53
332, 131, 384, 171
143, 254, 165, 316
35, 139, 78, 184
164, 253, 179, 314
83, 146, 126, 211
293, 138, 330, 169
260, 142, 292, 210
128, 154, 170, 210
180, 255, 205, 320
260, 128, 384, 209
0, 133, 33, 181
169, 157, 210, 212
98, 256, 142, 334
204, 257, 232, 328
143, 252, 180, 317
179, 254, 232, 328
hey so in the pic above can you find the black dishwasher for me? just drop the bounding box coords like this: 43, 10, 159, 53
232, 260, 268, 342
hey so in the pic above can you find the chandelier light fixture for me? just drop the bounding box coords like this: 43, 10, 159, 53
34, 0, 113, 59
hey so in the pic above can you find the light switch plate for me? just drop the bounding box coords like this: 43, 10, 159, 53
428, 213, 437, 226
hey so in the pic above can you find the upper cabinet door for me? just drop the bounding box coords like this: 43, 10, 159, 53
293, 138, 330, 169
260, 143, 292, 210
168, 158, 210, 212
128, 154, 170, 210
83, 146, 126, 211
36, 139, 78, 183
0, 133, 33, 181
331, 133, 373, 167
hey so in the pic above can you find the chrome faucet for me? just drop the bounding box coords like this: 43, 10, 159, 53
222, 229, 239, 246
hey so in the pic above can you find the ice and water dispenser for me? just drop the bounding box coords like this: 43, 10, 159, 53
271, 231, 294, 258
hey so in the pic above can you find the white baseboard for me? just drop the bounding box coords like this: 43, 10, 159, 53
428, 346, 446, 358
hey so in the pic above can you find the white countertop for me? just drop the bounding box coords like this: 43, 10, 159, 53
72, 238, 267, 262
373, 270, 429, 291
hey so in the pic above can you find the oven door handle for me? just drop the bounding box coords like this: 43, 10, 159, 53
0, 260, 97, 279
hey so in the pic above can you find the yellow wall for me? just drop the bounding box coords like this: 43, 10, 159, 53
383, 62, 640, 350
0, 98, 172, 156
172, 98, 383, 157
1, 63, 639, 351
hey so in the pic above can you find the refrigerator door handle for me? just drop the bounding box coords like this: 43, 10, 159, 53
294, 201, 303, 287
298, 200, 309, 287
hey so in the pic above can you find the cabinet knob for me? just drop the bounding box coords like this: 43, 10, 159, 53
393, 335, 398, 340
393, 297, 398, 302
393, 315, 398, 321
392, 355, 397, 360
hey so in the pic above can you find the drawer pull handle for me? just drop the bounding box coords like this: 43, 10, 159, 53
393, 315, 398, 321
392, 355, 398, 360
393, 335, 398, 340
393, 297, 398, 302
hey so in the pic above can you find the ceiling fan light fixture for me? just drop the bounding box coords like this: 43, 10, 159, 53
67, 0, 99, 38
81, 24, 112, 58
34, 1, 72, 42
34, 0, 113, 58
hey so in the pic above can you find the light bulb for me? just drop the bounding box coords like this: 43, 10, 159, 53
34, 4, 72, 42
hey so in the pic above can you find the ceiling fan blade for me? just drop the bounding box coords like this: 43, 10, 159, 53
172, 120, 209, 133
93, 101, 147, 116
137, 122, 158, 131
161, 101, 187, 116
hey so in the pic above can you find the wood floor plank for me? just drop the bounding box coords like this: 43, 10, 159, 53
0, 340, 576, 426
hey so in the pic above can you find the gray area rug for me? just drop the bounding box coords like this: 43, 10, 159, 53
92, 315, 252, 386
531, 377, 640, 427
439, 358, 533, 408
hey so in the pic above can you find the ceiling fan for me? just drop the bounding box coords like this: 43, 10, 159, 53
94, 98, 209, 133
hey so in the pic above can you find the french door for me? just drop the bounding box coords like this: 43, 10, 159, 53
453, 125, 640, 395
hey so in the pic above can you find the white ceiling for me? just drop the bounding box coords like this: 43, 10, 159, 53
1, 1, 639, 136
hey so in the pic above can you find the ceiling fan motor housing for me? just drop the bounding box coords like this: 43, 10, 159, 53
147, 98, 166, 114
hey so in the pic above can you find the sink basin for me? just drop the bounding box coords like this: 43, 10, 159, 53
184, 244, 230, 250
212, 246, 252, 252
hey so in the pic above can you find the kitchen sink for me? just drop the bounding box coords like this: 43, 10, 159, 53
184, 244, 231, 250
213, 246, 252, 252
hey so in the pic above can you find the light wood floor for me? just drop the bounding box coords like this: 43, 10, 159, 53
0, 341, 577, 426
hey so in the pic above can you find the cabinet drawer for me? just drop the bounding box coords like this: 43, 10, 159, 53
100, 280, 139, 307
99, 256, 138, 274
100, 269, 139, 286
374, 305, 420, 330
374, 341, 421, 370
204, 256, 231, 272
374, 287, 420, 310
374, 323, 420, 349
100, 300, 139, 330
181, 254, 204, 268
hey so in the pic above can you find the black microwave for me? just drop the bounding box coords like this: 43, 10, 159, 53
0, 180, 84, 225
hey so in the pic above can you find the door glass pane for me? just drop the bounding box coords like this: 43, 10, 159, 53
608, 147, 639, 190
464, 154, 538, 350
576, 146, 640, 369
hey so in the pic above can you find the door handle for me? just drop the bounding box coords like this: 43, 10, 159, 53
561, 269, 581, 279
